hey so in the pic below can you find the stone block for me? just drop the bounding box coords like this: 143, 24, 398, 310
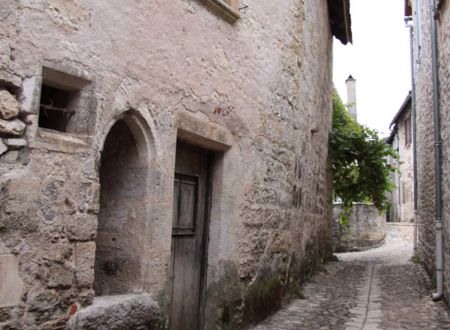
66, 294, 162, 330
0, 139, 6, 155
20, 76, 38, 115
47, 263, 74, 289
0, 254, 24, 308
0, 72, 21, 91
81, 181, 100, 214
0, 242, 11, 255
0, 149, 18, 162
0, 90, 19, 120
19, 113, 35, 125
6, 179, 40, 200
75, 242, 96, 288
42, 244, 73, 264
78, 288, 94, 306
66, 213, 98, 241
0, 118, 25, 136
26, 285, 60, 313
4, 138, 27, 149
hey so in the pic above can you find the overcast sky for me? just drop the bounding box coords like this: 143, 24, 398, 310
333, 0, 411, 137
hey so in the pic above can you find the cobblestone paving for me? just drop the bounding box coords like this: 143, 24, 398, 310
252, 224, 450, 330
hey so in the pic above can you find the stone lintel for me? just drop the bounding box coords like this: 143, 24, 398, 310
176, 112, 233, 151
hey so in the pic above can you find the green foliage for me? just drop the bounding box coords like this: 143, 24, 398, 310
330, 91, 397, 214
410, 255, 421, 264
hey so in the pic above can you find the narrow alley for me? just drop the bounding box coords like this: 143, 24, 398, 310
253, 224, 450, 330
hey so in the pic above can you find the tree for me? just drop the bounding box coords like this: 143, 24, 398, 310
330, 91, 397, 217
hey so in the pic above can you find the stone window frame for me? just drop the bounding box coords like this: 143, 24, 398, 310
404, 114, 412, 147
38, 66, 93, 134
28, 63, 95, 153
205, 0, 240, 23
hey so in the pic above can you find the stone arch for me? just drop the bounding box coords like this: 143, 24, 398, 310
93, 110, 155, 296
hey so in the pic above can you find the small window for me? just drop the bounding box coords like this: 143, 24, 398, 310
404, 115, 412, 146
37, 66, 92, 135
39, 84, 76, 132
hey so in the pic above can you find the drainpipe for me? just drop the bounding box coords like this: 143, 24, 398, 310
405, 17, 418, 255
429, 0, 444, 302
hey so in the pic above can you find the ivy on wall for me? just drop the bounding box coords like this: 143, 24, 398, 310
330, 91, 397, 215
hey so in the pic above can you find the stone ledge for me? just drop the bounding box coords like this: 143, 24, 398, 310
31, 128, 90, 154
66, 294, 162, 330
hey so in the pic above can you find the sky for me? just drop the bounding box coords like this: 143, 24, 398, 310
333, 0, 411, 137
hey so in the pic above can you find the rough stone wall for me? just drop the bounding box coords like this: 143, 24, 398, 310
332, 203, 386, 252
438, 1, 450, 302
0, 0, 333, 328
398, 110, 415, 223
388, 107, 414, 223
413, 0, 450, 302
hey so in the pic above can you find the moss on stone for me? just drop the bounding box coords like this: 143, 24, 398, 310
204, 261, 243, 330
243, 271, 284, 324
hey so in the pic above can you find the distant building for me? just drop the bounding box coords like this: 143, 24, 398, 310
387, 93, 414, 223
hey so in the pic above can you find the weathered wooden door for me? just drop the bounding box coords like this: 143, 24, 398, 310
170, 141, 212, 330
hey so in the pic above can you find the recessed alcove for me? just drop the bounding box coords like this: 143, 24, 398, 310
94, 118, 148, 296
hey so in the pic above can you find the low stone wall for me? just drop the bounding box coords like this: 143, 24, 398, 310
332, 203, 386, 252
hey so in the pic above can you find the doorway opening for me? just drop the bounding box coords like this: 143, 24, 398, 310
169, 141, 213, 330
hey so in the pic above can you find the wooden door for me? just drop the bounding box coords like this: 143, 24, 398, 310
170, 141, 212, 330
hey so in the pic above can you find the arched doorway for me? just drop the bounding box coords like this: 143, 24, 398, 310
94, 116, 149, 296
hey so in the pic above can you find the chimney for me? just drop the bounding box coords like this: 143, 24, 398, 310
345, 75, 357, 121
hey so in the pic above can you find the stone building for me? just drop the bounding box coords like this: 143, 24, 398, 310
387, 92, 414, 223
407, 0, 450, 302
0, 0, 351, 328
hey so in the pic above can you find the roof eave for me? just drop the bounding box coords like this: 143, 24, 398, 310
328, 0, 353, 45
389, 92, 412, 128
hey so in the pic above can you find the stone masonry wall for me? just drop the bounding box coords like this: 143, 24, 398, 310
437, 0, 450, 303
414, 0, 450, 302
387, 107, 414, 223
0, 0, 334, 328
332, 203, 386, 252
397, 109, 415, 223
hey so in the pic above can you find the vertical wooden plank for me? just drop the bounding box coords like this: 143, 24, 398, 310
170, 141, 213, 330
178, 178, 197, 229
172, 177, 180, 228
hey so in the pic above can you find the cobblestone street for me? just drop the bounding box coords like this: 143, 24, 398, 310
252, 224, 450, 330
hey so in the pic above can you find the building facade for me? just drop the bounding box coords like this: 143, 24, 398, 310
408, 0, 450, 302
387, 93, 415, 223
0, 0, 350, 328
